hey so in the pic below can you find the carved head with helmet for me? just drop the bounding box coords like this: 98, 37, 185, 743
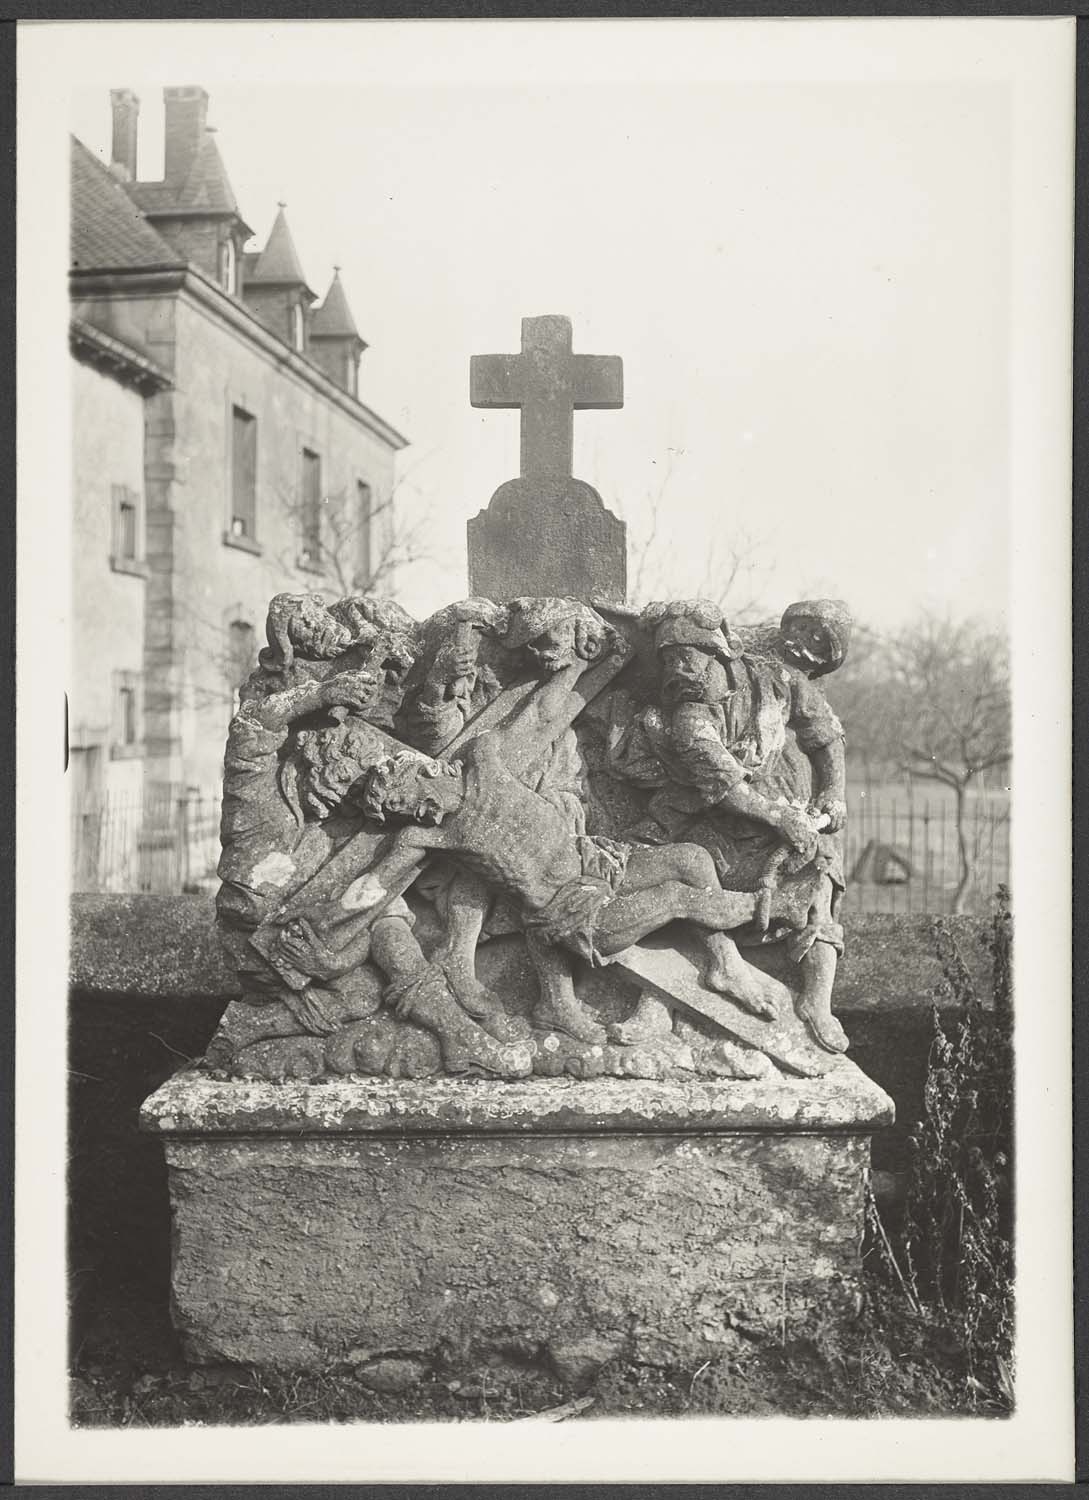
640, 598, 743, 706
504, 597, 611, 674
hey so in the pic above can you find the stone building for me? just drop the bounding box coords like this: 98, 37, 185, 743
69, 86, 407, 886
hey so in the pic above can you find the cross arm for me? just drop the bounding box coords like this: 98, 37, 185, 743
470, 354, 525, 409
572, 354, 623, 409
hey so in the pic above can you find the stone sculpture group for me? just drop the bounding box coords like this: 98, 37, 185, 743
143, 318, 895, 1381
206, 586, 854, 1087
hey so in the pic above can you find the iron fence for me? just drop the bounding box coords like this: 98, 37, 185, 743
842, 790, 1010, 915
70, 783, 1009, 912
70, 788, 221, 895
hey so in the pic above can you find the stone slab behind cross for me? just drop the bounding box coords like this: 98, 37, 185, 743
467, 314, 628, 603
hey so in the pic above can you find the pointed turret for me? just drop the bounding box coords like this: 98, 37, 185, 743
308, 267, 368, 396
310, 268, 360, 339
248, 205, 312, 289
239, 203, 317, 351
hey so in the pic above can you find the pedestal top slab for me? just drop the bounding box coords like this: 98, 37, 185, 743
141, 1060, 894, 1138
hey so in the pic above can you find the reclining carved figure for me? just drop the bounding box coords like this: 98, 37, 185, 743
266, 638, 786, 1010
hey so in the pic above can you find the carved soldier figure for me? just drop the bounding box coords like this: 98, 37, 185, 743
607, 598, 851, 1052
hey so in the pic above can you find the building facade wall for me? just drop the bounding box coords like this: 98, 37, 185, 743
69, 355, 147, 804
72, 277, 400, 839
69, 355, 149, 889
169, 290, 398, 793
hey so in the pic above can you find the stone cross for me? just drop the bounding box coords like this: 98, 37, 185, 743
467, 315, 628, 603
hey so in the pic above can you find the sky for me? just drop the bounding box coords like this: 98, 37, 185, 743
66, 23, 1014, 629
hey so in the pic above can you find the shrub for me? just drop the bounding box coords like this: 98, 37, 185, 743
870, 886, 1014, 1409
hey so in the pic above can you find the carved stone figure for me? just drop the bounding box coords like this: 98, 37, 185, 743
605, 597, 852, 1052
208, 594, 533, 1081
205, 582, 856, 1085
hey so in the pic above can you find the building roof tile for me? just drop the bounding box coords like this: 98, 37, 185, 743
70, 136, 181, 272
248, 205, 311, 288
127, 129, 243, 221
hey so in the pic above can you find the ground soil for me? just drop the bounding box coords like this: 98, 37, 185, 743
70, 1266, 1010, 1427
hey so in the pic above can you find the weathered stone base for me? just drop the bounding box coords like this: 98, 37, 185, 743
141, 1065, 893, 1379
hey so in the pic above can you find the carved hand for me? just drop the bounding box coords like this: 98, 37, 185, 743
776, 807, 820, 862
318, 668, 381, 714
274, 916, 352, 979
810, 795, 846, 834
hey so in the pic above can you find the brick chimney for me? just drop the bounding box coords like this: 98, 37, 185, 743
109, 88, 139, 182
163, 85, 208, 184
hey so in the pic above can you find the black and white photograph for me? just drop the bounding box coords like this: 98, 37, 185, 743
15, 15, 1074, 1484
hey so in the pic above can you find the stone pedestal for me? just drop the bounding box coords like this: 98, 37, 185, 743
140, 1064, 893, 1379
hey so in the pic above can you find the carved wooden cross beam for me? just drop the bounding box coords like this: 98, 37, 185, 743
470, 315, 623, 480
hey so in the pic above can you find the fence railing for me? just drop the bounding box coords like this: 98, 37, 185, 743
70, 785, 1009, 913
70, 789, 221, 895
842, 790, 1009, 915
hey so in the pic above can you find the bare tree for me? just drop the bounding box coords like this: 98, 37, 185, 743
821, 622, 906, 791
886, 616, 1011, 913
276, 461, 436, 598
620, 458, 777, 620
826, 615, 1011, 912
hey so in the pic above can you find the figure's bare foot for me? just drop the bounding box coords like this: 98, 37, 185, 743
477, 1009, 533, 1044
531, 990, 607, 1046
607, 991, 673, 1045
394, 964, 534, 1078
439, 961, 532, 1044
702, 933, 780, 1021
797, 996, 849, 1053
441, 1029, 535, 1078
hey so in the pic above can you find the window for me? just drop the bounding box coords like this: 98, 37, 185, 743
119, 686, 136, 745
118, 498, 137, 559
230, 406, 257, 540
219, 236, 237, 294
356, 480, 373, 587
300, 448, 322, 568
109, 486, 143, 573
111, 670, 143, 756
293, 302, 305, 352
